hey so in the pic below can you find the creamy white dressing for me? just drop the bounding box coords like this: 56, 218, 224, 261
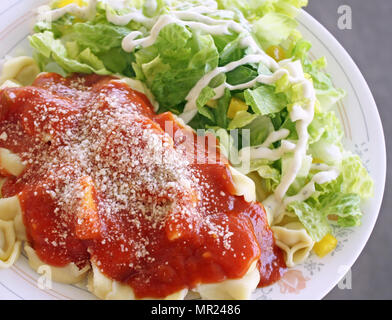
106, 8, 155, 27
284, 168, 339, 205
263, 166, 339, 224
274, 77, 316, 201
260, 129, 290, 148
180, 53, 276, 122
290, 103, 309, 122
240, 140, 296, 162
238, 128, 292, 163
311, 162, 334, 171
122, 13, 242, 53
119, 5, 267, 54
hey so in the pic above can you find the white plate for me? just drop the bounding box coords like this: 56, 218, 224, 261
0, 1, 386, 300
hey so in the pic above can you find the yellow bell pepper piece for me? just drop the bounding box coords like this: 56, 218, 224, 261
57, 0, 84, 8
227, 97, 248, 119
266, 45, 286, 62
312, 157, 324, 164
313, 234, 338, 258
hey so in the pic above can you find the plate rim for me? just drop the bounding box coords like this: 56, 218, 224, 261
297, 9, 386, 299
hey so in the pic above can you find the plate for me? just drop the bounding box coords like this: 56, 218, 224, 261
0, 0, 386, 300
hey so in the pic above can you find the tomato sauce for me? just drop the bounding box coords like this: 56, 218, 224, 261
0, 73, 285, 298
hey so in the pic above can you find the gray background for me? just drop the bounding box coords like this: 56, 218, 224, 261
306, 0, 391, 299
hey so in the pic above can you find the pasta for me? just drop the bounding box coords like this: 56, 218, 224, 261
24, 244, 90, 284
0, 148, 25, 177
88, 259, 259, 300
0, 56, 39, 87
229, 166, 257, 203
271, 222, 314, 267
194, 261, 260, 300
87, 261, 188, 300
0, 195, 21, 221
0, 195, 26, 241
0, 220, 21, 268
248, 167, 314, 268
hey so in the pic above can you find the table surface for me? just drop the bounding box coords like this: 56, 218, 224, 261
306, 0, 391, 299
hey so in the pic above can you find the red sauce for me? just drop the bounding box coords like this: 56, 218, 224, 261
0, 73, 286, 298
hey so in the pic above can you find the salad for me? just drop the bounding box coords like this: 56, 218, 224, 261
26, 0, 373, 264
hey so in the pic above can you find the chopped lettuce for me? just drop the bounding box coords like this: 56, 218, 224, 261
228, 110, 258, 130
292, 38, 346, 110
226, 65, 258, 85
65, 22, 132, 53
308, 110, 344, 164
288, 200, 331, 242
319, 192, 362, 227
340, 154, 374, 199
308, 110, 344, 145
244, 84, 288, 115
196, 86, 217, 122
257, 165, 281, 192
216, 0, 308, 20
216, 33, 247, 66
252, 12, 298, 49
29, 31, 110, 75
134, 24, 219, 110
287, 189, 363, 241
242, 115, 274, 146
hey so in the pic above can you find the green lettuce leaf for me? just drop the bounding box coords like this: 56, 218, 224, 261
228, 111, 257, 130
291, 38, 346, 110
29, 31, 110, 75
252, 12, 298, 49
216, 0, 307, 20
244, 85, 288, 115
215, 33, 247, 66
213, 88, 232, 129
134, 24, 219, 109
196, 86, 216, 122
308, 110, 344, 145
66, 22, 132, 53
308, 110, 344, 164
226, 65, 258, 85
340, 154, 374, 199
241, 114, 274, 146
319, 192, 362, 227
256, 165, 281, 192
287, 200, 331, 242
